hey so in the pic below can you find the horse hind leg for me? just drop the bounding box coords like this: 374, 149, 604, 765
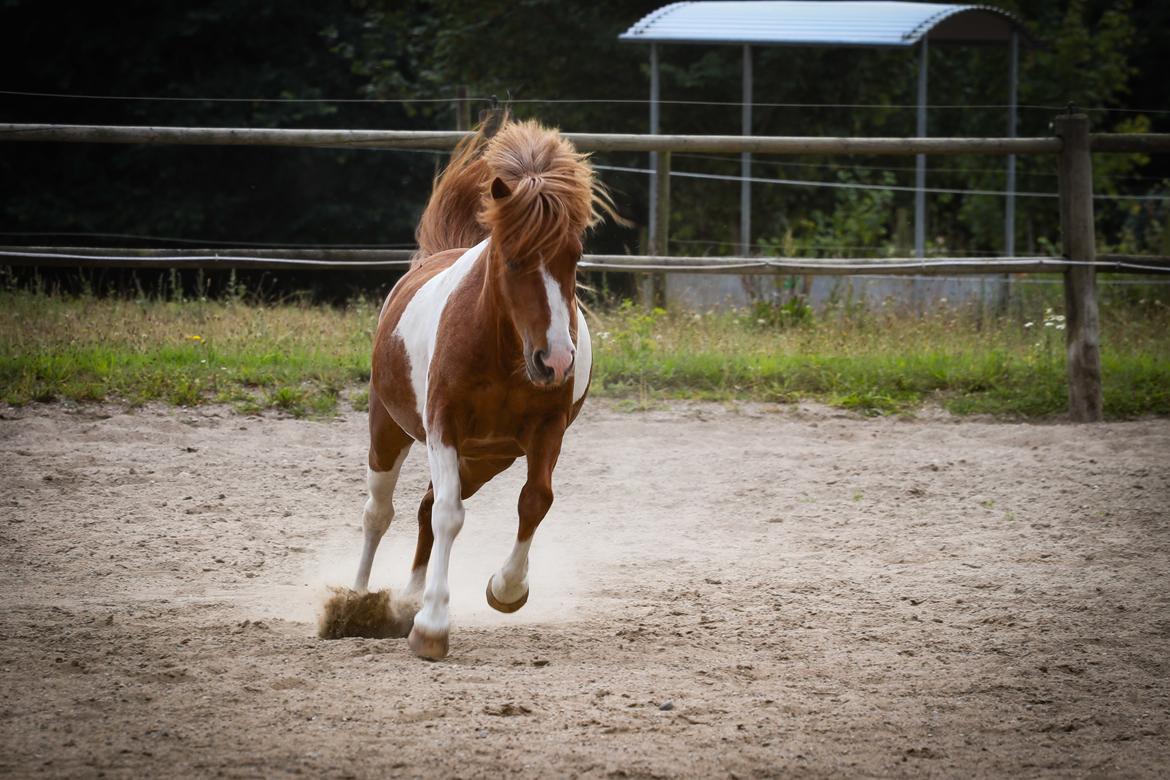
318, 397, 415, 640
403, 484, 435, 597
353, 396, 413, 593
353, 460, 406, 592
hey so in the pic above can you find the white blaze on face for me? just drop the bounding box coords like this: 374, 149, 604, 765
540, 267, 575, 380
394, 239, 489, 422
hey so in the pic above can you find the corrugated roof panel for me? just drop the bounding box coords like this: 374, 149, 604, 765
619, 1, 1024, 47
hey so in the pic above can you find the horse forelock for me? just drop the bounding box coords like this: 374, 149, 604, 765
481, 121, 615, 264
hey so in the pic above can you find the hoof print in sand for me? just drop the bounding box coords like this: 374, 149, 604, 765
317, 587, 416, 639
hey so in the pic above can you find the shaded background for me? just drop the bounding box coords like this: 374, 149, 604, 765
0, 0, 1165, 300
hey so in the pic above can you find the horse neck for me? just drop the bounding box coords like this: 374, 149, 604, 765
476, 241, 521, 356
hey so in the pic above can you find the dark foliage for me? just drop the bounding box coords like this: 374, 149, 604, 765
0, 0, 1164, 300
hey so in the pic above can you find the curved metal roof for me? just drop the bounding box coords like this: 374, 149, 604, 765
620, 1, 1029, 47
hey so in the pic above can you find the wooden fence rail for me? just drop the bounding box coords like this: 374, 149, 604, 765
2, 247, 1168, 276
4, 122, 1170, 155
4, 116, 1169, 421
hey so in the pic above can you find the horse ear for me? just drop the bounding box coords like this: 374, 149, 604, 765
490, 177, 512, 200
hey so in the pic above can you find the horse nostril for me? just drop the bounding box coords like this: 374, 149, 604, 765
533, 350, 553, 378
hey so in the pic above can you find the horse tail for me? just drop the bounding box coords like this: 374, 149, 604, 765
412, 109, 508, 266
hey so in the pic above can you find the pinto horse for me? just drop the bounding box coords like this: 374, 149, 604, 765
348, 116, 614, 660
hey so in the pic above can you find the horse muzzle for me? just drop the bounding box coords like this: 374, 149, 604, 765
525, 346, 575, 387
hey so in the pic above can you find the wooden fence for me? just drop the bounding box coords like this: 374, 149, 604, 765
3, 117, 1169, 421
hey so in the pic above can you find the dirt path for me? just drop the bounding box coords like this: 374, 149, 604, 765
1, 401, 1168, 778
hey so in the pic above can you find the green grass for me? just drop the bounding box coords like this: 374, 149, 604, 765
1, 287, 1167, 418
590, 297, 1170, 416
0, 292, 373, 417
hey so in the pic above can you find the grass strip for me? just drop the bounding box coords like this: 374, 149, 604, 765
1, 289, 1167, 418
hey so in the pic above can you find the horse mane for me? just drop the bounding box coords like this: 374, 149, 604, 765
412, 112, 618, 267
411, 111, 503, 264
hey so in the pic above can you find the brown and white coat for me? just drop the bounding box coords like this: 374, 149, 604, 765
352, 118, 613, 659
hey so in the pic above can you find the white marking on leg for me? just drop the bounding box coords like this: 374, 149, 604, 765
353, 449, 409, 592
540, 268, 575, 381
490, 537, 533, 605
572, 306, 592, 404
412, 441, 463, 638
394, 239, 489, 421
404, 565, 427, 597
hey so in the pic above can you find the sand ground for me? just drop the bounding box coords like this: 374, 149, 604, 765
1, 400, 1168, 778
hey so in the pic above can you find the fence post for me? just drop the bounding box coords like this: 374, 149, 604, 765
455, 86, 471, 131
1055, 113, 1102, 422
650, 149, 670, 308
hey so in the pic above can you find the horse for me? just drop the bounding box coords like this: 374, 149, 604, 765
338, 114, 615, 660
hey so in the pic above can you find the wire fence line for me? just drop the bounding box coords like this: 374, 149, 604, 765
852, 275, 1170, 286
593, 163, 1168, 201
0, 231, 417, 249
4, 88, 1170, 116
0, 231, 1058, 258
0, 231, 933, 255
673, 151, 1169, 184
0, 248, 413, 268
334, 145, 1165, 196
669, 238, 1007, 255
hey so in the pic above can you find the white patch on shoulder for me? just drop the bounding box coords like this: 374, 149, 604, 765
394, 239, 489, 424
572, 307, 591, 404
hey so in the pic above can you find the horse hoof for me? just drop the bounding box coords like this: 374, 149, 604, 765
486, 577, 529, 614
408, 625, 449, 660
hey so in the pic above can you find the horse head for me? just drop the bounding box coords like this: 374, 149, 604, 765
486, 177, 580, 387
480, 122, 604, 389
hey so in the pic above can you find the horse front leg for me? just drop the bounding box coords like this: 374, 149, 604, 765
487, 422, 564, 613
408, 437, 464, 660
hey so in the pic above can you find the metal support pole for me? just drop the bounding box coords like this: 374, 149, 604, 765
647, 44, 665, 307
1005, 30, 1018, 257
652, 150, 671, 308
741, 44, 752, 256
648, 44, 660, 249
1056, 113, 1102, 422
915, 37, 928, 259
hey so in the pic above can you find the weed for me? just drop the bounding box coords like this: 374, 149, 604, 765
269, 386, 308, 417
350, 387, 370, 413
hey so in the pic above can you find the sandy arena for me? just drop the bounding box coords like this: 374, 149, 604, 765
1, 400, 1168, 778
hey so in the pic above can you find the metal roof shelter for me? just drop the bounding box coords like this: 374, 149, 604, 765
620, 1, 1031, 258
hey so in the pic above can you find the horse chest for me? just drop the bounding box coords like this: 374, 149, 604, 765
382, 241, 488, 432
